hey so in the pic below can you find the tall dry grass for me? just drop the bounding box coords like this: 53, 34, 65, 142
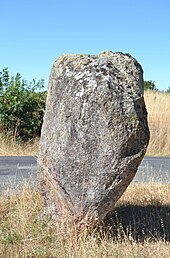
0, 183, 169, 257
144, 91, 170, 156
0, 133, 39, 156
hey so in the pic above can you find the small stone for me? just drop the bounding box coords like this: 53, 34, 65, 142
37, 51, 150, 224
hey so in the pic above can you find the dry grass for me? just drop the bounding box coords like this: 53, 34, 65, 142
0, 183, 169, 257
0, 134, 39, 156
144, 91, 170, 156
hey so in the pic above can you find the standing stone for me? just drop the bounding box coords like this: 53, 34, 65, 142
38, 51, 150, 223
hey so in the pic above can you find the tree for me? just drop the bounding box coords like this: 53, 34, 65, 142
0, 68, 47, 141
165, 86, 170, 93
144, 80, 157, 91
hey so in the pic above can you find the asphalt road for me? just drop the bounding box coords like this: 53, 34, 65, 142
0, 156, 170, 193
0, 156, 37, 193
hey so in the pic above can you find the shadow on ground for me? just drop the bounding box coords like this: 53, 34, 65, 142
104, 204, 170, 242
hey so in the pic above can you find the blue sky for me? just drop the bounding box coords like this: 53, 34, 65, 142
0, 0, 170, 90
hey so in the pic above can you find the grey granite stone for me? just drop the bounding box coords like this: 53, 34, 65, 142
37, 51, 150, 224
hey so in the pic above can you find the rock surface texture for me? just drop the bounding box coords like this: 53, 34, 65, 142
38, 51, 150, 223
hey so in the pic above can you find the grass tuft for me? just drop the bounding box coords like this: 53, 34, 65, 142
0, 133, 39, 156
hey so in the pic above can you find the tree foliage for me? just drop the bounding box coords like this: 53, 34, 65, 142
165, 86, 170, 93
0, 68, 47, 141
144, 80, 157, 91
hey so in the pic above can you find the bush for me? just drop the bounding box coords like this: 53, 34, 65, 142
0, 68, 47, 141
166, 86, 170, 93
144, 80, 157, 91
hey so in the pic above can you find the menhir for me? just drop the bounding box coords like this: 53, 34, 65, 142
37, 51, 150, 224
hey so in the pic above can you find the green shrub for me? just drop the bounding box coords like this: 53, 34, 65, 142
0, 68, 47, 141
144, 80, 157, 91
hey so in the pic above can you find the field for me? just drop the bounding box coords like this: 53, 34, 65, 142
144, 91, 170, 156
0, 183, 169, 257
0, 90, 170, 157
